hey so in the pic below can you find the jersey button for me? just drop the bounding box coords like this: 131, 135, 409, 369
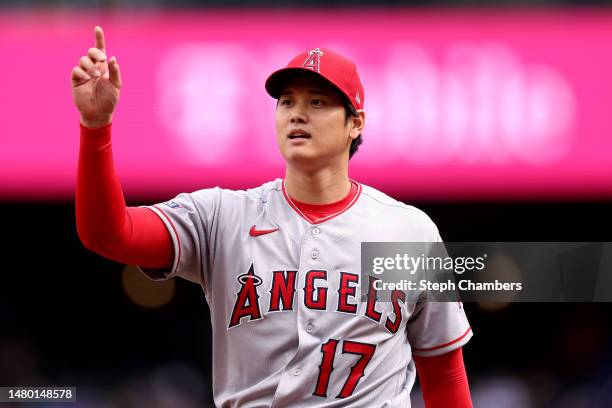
293, 368, 301, 376
311, 249, 319, 259
306, 324, 314, 333
312, 227, 320, 236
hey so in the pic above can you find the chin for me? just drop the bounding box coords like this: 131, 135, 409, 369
282, 148, 319, 166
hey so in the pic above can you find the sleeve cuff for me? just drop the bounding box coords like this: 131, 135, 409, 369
136, 205, 181, 281
79, 122, 113, 150
80, 121, 112, 132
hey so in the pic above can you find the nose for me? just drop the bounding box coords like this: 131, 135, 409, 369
290, 104, 308, 124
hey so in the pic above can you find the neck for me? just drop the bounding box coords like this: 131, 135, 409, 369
284, 163, 351, 205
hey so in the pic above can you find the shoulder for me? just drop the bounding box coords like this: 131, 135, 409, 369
359, 183, 432, 221
187, 178, 282, 205
161, 180, 282, 220
358, 183, 441, 240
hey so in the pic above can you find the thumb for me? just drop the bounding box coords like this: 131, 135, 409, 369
108, 56, 122, 89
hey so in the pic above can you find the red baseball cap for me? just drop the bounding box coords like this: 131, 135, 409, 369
265, 48, 364, 111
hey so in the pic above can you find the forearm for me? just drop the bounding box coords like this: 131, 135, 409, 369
76, 123, 173, 268
414, 348, 473, 408
76, 123, 126, 248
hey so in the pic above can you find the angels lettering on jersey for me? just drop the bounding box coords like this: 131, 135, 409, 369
229, 262, 405, 335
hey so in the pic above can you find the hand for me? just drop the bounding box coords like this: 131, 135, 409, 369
71, 26, 122, 128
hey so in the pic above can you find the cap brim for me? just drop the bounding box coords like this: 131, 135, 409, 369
265, 67, 321, 99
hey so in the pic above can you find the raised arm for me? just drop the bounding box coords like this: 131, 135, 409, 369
72, 26, 173, 269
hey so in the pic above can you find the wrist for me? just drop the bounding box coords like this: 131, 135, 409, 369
80, 116, 112, 129
80, 120, 112, 147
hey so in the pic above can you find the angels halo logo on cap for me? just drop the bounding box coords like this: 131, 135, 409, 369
301, 48, 325, 73
265, 47, 365, 111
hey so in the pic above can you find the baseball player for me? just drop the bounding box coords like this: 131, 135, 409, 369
72, 26, 473, 407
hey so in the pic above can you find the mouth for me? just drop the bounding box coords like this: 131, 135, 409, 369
287, 130, 312, 140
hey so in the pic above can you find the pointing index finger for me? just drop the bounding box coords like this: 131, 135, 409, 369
94, 26, 106, 52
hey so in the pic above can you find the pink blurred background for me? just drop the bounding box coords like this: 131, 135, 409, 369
2, 10, 611, 200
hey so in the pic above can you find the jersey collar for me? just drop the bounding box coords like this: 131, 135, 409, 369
281, 179, 363, 225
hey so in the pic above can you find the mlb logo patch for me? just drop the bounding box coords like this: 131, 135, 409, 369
163, 201, 182, 209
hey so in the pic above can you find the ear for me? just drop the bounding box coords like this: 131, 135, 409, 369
349, 110, 366, 140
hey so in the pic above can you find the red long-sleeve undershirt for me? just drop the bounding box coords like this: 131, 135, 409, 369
76, 123, 173, 268
414, 348, 473, 407
76, 123, 472, 407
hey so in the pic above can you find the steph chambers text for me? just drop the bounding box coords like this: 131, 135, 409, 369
373, 279, 523, 292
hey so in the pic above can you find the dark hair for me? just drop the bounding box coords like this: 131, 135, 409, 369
342, 97, 363, 160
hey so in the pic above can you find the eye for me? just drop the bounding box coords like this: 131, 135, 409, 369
311, 98, 324, 106
280, 99, 293, 106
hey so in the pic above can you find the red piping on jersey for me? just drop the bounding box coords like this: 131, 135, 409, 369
281, 179, 362, 225
412, 327, 473, 352
153, 205, 181, 272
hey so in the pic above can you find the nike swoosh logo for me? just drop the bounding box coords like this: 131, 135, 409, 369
249, 225, 279, 237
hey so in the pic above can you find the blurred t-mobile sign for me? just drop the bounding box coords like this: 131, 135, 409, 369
0, 10, 610, 199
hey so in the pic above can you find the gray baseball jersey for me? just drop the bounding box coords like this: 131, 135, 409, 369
140, 178, 472, 407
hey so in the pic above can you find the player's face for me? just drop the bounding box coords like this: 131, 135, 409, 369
275, 74, 358, 168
